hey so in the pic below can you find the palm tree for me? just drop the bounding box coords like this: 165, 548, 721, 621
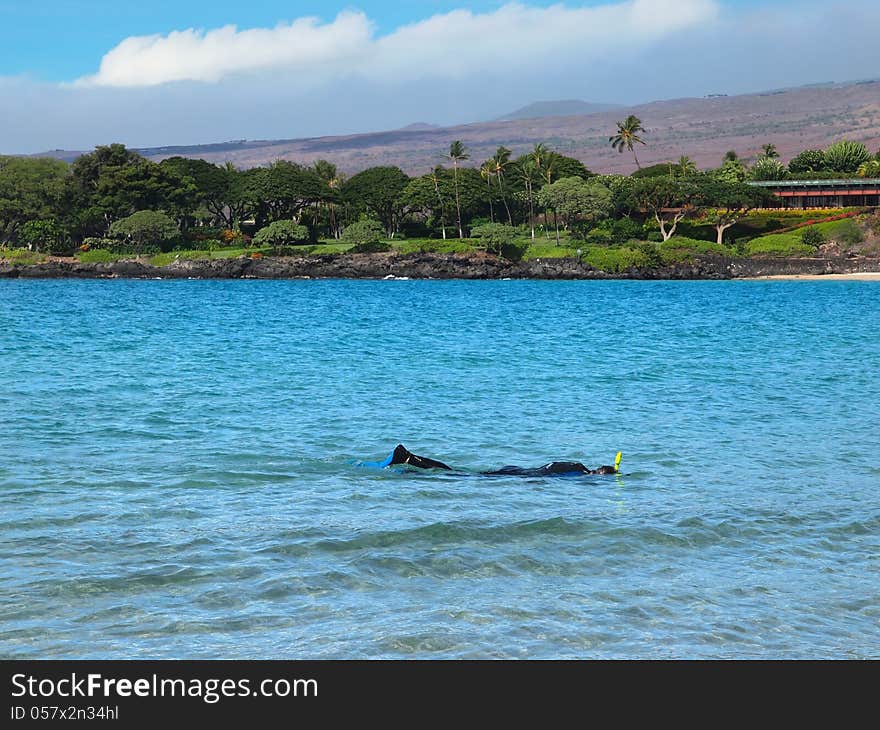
516, 159, 540, 240
313, 159, 343, 239
480, 160, 495, 222
429, 165, 448, 240
761, 143, 779, 159
446, 140, 469, 238
530, 142, 550, 170
491, 146, 513, 225
609, 115, 647, 169
674, 155, 697, 177
857, 160, 880, 178
531, 145, 559, 240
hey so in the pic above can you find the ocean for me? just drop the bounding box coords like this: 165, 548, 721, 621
1, 278, 878, 658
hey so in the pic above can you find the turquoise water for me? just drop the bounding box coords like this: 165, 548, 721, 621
1, 279, 878, 659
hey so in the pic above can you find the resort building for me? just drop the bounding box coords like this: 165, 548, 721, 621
750, 178, 880, 209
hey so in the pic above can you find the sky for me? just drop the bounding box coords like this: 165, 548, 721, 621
1, 0, 878, 153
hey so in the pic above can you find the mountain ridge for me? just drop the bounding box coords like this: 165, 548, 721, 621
495, 99, 621, 121
29, 80, 880, 175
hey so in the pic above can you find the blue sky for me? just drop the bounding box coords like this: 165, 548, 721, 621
2, 0, 764, 80
1, 0, 877, 153
2, 1, 558, 78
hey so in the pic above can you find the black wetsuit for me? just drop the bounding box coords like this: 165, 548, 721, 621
388, 444, 453, 470
388, 445, 615, 476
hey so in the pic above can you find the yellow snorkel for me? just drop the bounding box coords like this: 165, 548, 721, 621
614, 451, 622, 474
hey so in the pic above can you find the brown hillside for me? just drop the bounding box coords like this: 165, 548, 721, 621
142, 80, 880, 175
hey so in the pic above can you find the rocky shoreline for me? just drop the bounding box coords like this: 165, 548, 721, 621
3, 252, 880, 280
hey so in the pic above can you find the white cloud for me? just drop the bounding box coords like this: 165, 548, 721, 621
5, 0, 880, 154
79, 1, 720, 87
370, 0, 719, 81
78, 11, 374, 87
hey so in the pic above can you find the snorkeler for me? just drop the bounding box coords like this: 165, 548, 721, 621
364, 444, 621, 476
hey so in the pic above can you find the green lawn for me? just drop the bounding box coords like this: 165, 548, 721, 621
0, 248, 46, 265
521, 243, 579, 259
745, 219, 853, 257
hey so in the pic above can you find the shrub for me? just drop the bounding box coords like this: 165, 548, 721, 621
661, 236, 734, 257
823, 140, 872, 174
252, 221, 310, 252
342, 220, 388, 252
581, 246, 653, 272
746, 235, 814, 257
0, 247, 45, 265
351, 239, 392, 253
801, 227, 826, 247
81, 237, 117, 251
77, 249, 124, 263
831, 219, 864, 245
583, 226, 613, 245
636, 242, 663, 267
611, 217, 644, 243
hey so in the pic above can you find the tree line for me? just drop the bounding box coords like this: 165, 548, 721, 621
3, 115, 876, 255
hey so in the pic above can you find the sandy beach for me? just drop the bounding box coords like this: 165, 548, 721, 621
745, 272, 880, 281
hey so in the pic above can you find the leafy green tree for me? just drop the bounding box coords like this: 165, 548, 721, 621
788, 149, 826, 174
823, 140, 872, 174
311, 159, 345, 240
761, 143, 779, 159
623, 177, 698, 241
609, 115, 647, 169
399, 166, 488, 238
19, 219, 65, 253
537, 177, 613, 243
342, 219, 388, 252
694, 178, 772, 245
713, 159, 747, 183
749, 157, 788, 181
252, 220, 310, 254
159, 157, 244, 229
399, 172, 440, 237
470, 222, 515, 250
550, 155, 593, 180
446, 141, 469, 238
592, 174, 637, 216
109, 210, 178, 254
723, 150, 739, 163
0, 156, 68, 244
342, 166, 410, 237
469, 223, 525, 260
68, 145, 195, 237
238, 161, 323, 228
